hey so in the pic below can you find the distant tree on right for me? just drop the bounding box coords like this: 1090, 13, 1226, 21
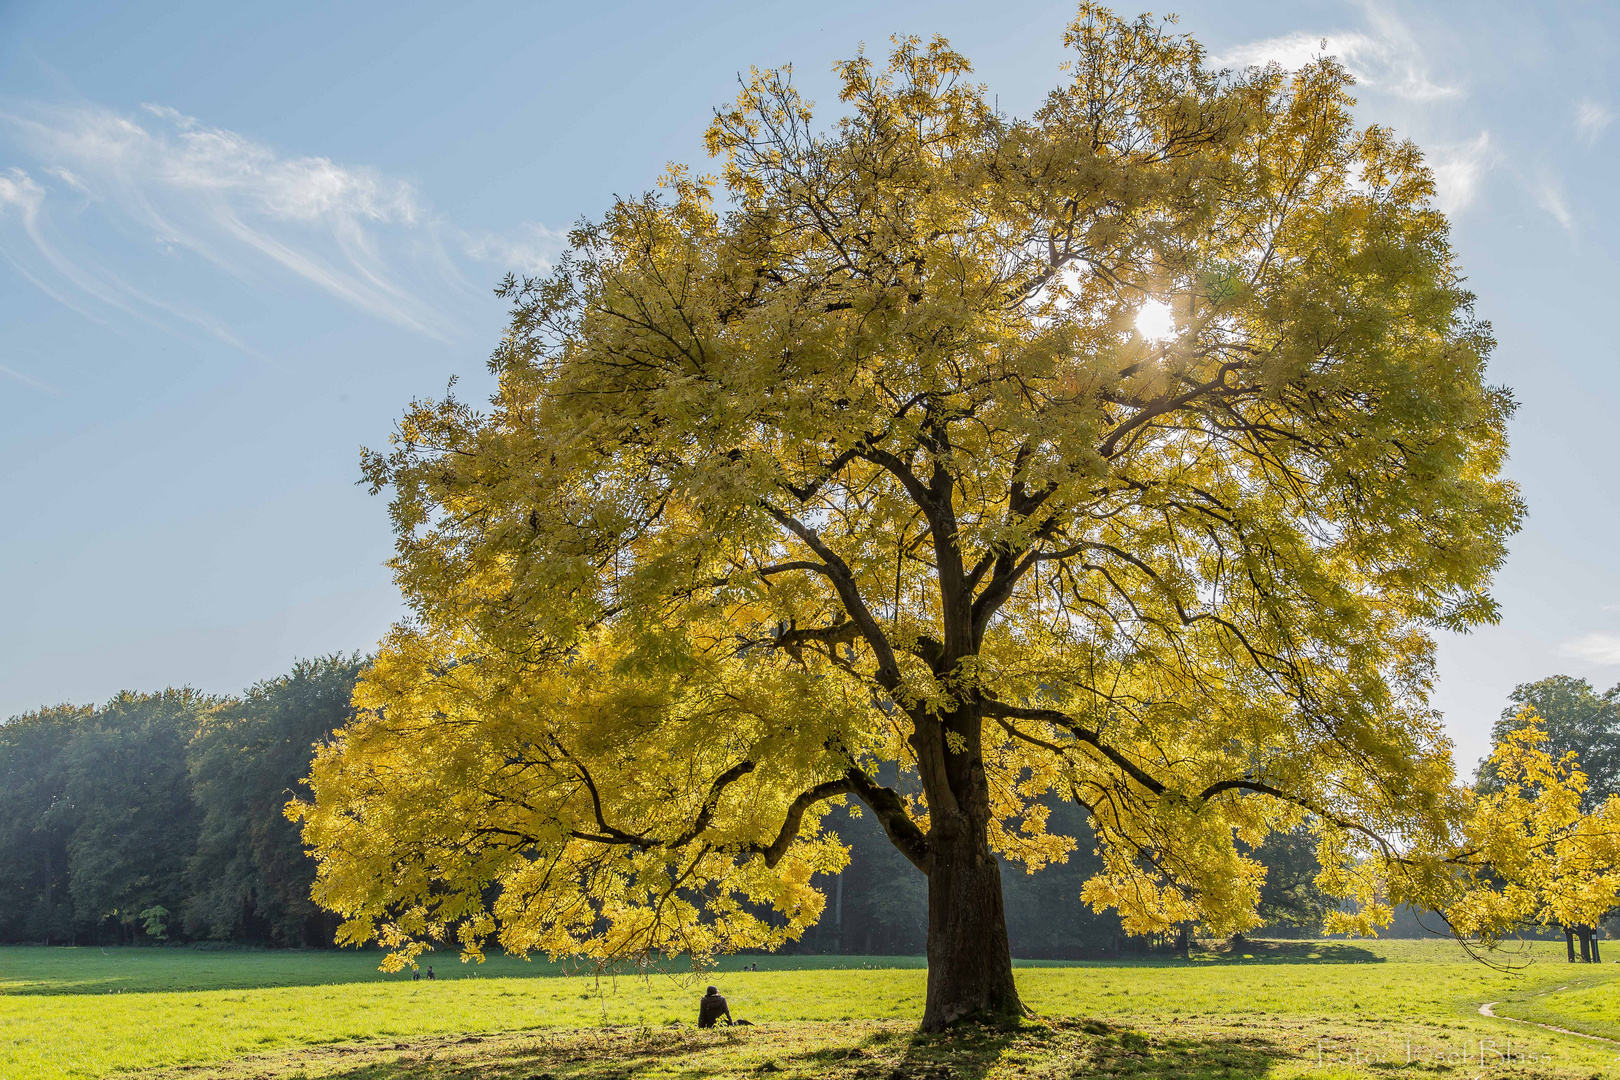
1474, 680, 1620, 960
1477, 676, 1620, 810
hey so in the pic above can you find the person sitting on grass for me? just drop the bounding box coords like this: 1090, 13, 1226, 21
698, 985, 732, 1028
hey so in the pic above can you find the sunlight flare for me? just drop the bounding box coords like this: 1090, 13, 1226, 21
1135, 299, 1176, 342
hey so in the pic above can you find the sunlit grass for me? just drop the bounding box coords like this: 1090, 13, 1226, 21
1492, 966, 1620, 1042
0, 939, 1614, 1080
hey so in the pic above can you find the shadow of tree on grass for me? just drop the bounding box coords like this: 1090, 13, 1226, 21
1186, 939, 1383, 965
131, 1018, 1288, 1080
886, 1017, 1284, 1080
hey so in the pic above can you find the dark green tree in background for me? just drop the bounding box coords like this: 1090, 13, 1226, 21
1478, 676, 1620, 811
0, 704, 89, 943
185, 655, 362, 945
1247, 825, 1339, 934
796, 800, 1129, 958
0, 656, 362, 946
58, 689, 214, 944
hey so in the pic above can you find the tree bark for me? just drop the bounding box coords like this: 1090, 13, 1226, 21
921, 812, 1022, 1030
911, 513, 1025, 1031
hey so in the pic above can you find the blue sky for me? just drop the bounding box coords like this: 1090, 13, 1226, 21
2, 0, 1616, 774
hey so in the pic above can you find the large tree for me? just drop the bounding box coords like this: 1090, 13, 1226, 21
299, 8, 1528, 1028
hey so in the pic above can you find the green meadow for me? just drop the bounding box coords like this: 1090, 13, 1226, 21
1, 939, 1616, 1080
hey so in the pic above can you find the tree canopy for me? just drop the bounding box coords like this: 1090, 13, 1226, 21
295, 5, 1570, 1028
186, 655, 363, 944
1449, 714, 1620, 941
1478, 676, 1620, 812
54, 689, 211, 944
1247, 824, 1339, 932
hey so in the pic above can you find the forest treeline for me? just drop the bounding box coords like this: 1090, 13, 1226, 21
0, 656, 362, 946
3, 658, 1609, 951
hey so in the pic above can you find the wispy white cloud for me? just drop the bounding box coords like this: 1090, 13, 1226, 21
0, 362, 60, 395
1354, 2, 1462, 103
1428, 132, 1497, 215
0, 166, 122, 321
1213, 31, 1377, 75
43, 165, 88, 194
0, 167, 45, 217
463, 222, 571, 278
0, 103, 564, 353
1560, 632, 1620, 666
1574, 99, 1613, 147
1210, 4, 1461, 103
135, 104, 423, 225
1532, 170, 1575, 236
1212, 5, 1504, 224
1, 162, 277, 356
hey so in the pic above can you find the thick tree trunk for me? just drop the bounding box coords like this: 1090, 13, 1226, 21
920, 813, 1022, 1030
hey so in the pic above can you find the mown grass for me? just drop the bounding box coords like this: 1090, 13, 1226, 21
1492, 965, 1620, 1042
1, 940, 1615, 1080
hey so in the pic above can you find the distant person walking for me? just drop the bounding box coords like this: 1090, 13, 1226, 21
426, 966, 435, 981
697, 985, 732, 1028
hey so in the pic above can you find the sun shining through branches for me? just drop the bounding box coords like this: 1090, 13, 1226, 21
1133, 300, 1176, 342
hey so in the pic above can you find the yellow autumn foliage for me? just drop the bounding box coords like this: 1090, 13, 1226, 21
287, 7, 1615, 1016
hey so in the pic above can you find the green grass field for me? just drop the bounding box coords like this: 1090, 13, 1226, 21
1, 940, 1616, 1080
